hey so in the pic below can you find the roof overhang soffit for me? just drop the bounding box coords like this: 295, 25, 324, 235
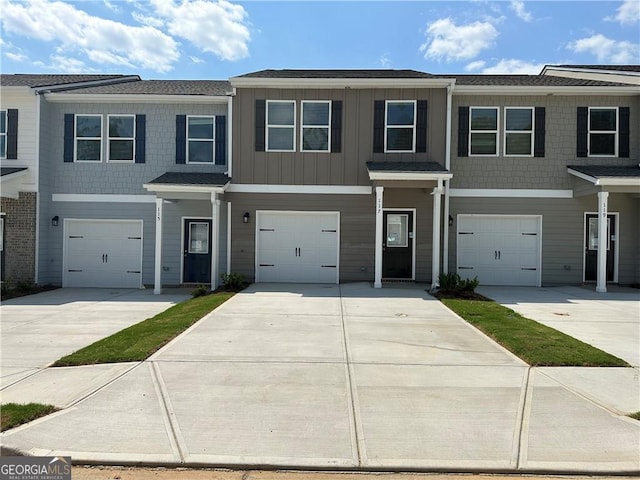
568, 167, 640, 192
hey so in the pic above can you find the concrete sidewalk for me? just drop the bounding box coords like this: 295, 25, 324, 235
1, 284, 639, 473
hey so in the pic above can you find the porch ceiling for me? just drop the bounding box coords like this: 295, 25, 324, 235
366, 161, 452, 182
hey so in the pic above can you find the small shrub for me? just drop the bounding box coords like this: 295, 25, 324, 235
16, 280, 35, 292
439, 272, 479, 292
220, 272, 245, 291
191, 284, 209, 298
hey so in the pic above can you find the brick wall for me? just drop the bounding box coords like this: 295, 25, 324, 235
0, 192, 37, 284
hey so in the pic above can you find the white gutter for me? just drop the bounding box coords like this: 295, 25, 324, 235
442, 82, 454, 274
453, 85, 639, 95
43, 93, 231, 104
34, 93, 41, 284
143, 184, 228, 194
32, 75, 140, 93
542, 65, 640, 78
368, 172, 453, 181
230, 77, 455, 89
227, 95, 233, 178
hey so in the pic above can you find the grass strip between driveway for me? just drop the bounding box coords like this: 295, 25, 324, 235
53, 292, 235, 366
1, 403, 58, 431
439, 297, 629, 367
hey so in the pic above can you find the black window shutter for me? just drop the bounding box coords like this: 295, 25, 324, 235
64, 114, 74, 162
576, 107, 588, 157
6, 109, 18, 159
255, 99, 266, 152
373, 100, 385, 153
416, 100, 428, 153
215, 115, 227, 165
457, 106, 469, 157
135, 114, 146, 164
534, 107, 545, 157
619, 106, 630, 158
176, 115, 186, 164
331, 100, 342, 153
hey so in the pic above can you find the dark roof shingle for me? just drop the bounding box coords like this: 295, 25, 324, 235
568, 165, 640, 178
147, 172, 230, 186
0, 74, 136, 87
236, 69, 434, 79
1, 167, 29, 177
366, 161, 449, 173
61, 80, 231, 96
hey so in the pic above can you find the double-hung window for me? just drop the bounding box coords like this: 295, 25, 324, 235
470, 107, 499, 155
187, 116, 215, 163
75, 114, 102, 162
266, 100, 295, 152
108, 115, 135, 162
301, 101, 331, 152
504, 107, 534, 156
0, 111, 6, 159
588, 107, 617, 156
385, 101, 416, 152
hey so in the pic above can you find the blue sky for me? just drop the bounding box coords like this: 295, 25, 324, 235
1, 0, 638, 79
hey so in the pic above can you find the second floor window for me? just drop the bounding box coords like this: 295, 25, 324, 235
187, 116, 215, 163
267, 100, 295, 152
589, 107, 617, 156
386, 101, 416, 152
504, 107, 534, 156
470, 107, 498, 155
301, 101, 330, 152
108, 115, 135, 162
0, 111, 6, 159
75, 115, 102, 162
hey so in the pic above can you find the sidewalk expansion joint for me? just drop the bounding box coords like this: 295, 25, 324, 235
514, 366, 532, 470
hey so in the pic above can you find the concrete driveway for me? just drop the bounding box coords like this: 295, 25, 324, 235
477, 285, 640, 367
2, 283, 638, 473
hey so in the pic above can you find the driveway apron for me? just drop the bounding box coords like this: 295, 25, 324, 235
1, 283, 638, 473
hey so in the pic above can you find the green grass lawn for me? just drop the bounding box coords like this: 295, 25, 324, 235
439, 297, 629, 367
1, 403, 58, 431
53, 292, 235, 366
629, 412, 640, 421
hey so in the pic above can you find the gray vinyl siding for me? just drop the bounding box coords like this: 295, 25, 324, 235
40, 202, 155, 286
448, 195, 640, 286
451, 95, 639, 189
233, 88, 448, 186
44, 102, 227, 195
37, 97, 54, 284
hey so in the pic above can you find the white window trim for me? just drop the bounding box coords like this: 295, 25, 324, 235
300, 100, 331, 153
469, 106, 499, 157
588, 106, 618, 157
0, 110, 6, 160
186, 115, 216, 164
106, 114, 136, 163
266, 100, 296, 152
74, 114, 103, 163
504, 107, 534, 157
384, 100, 416, 153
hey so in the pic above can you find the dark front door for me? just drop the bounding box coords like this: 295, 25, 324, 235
183, 219, 212, 283
382, 211, 414, 279
584, 213, 615, 282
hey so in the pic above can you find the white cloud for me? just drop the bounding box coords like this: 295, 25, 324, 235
379, 53, 391, 68
131, 11, 165, 28
568, 34, 639, 63
49, 55, 94, 73
464, 60, 486, 72
510, 1, 532, 22
149, 0, 250, 61
0, 0, 179, 72
479, 59, 545, 74
190, 56, 205, 64
606, 0, 640, 26
103, 0, 120, 13
5, 52, 29, 62
420, 18, 498, 62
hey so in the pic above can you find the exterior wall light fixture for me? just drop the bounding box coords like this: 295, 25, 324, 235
243, 212, 250, 224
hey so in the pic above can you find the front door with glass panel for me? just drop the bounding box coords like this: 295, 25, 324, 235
382, 211, 414, 279
584, 213, 615, 282
183, 219, 212, 283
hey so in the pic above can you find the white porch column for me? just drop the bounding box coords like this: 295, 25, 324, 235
210, 193, 220, 291
153, 197, 163, 295
431, 181, 443, 291
596, 191, 609, 293
374, 186, 384, 288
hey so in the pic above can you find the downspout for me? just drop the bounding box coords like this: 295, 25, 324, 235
442, 81, 455, 275
226, 91, 234, 179
34, 92, 42, 284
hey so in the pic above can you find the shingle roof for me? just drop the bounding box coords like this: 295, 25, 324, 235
0, 74, 137, 87
552, 65, 640, 73
236, 69, 435, 79
61, 80, 232, 96
147, 172, 230, 186
442, 74, 634, 87
568, 165, 640, 178
0, 167, 29, 177
366, 161, 449, 173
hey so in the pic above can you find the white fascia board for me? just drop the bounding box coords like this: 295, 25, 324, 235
230, 77, 456, 89
453, 85, 639, 96
226, 184, 372, 195
52, 193, 156, 203
543, 66, 640, 77
567, 168, 597, 184
43, 93, 230, 104
450, 188, 573, 198
33, 76, 140, 93
598, 178, 640, 186
0, 168, 30, 183
368, 172, 453, 181
143, 183, 227, 194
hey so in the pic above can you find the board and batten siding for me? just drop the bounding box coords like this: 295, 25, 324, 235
449, 195, 640, 285
232, 87, 448, 187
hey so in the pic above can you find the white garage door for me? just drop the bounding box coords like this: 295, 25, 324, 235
457, 215, 541, 286
256, 211, 339, 283
63, 219, 143, 288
